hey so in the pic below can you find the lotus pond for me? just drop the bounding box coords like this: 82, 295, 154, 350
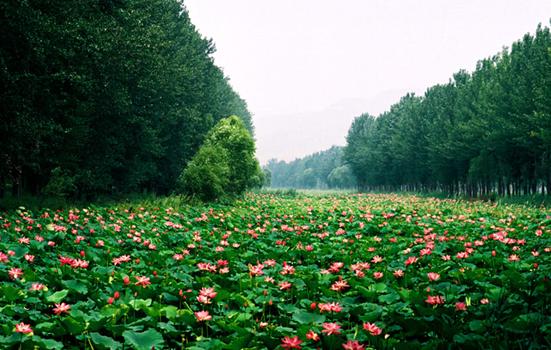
0, 193, 550, 349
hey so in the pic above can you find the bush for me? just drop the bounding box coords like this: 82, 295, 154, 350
178, 145, 229, 201
178, 116, 263, 201
42, 167, 76, 198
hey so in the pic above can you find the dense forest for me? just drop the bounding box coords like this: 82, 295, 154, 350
345, 23, 551, 196
0, 0, 252, 199
265, 146, 356, 189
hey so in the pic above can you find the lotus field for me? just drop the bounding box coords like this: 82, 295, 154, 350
0, 193, 550, 349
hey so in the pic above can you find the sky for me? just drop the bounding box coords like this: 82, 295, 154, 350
185, 0, 551, 164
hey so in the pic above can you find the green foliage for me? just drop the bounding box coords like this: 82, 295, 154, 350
0, 0, 253, 199
0, 193, 549, 348
327, 165, 356, 189
262, 168, 272, 187
42, 168, 76, 199
178, 144, 230, 202
46, 290, 69, 303
266, 146, 355, 189
122, 329, 164, 350
178, 116, 263, 201
345, 23, 551, 197
205, 116, 264, 194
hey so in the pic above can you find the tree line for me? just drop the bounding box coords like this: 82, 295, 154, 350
0, 0, 252, 199
265, 146, 356, 189
344, 23, 551, 197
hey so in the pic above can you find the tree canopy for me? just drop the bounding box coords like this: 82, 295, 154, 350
0, 0, 253, 198
344, 23, 551, 196
265, 146, 356, 189
178, 116, 263, 201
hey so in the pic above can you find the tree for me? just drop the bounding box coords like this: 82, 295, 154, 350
344, 22, 551, 197
178, 115, 263, 200
177, 144, 229, 201
262, 168, 272, 187
327, 165, 355, 189
0, 0, 253, 199
265, 146, 353, 189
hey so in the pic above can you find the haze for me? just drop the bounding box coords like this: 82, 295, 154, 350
185, 0, 551, 164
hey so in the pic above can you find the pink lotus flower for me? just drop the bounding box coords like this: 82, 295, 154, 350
53, 302, 71, 315
195, 310, 212, 322
30, 283, 45, 291
373, 272, 384, 279
59, 256, 74, 266
427, 272, 440, 281
70, 259, 89, 269
306, 330, 319, 341
113, 255, 131, 265
280, 261, 295, 275
9, 267, 23, 280
197, 262, 217, 272
405, 256, 418, 266
322, 322, 341, 335
328, 261, 344, 273
134, 276, 151, 288
393, 269, 404, 278
199, 287, 217, 299
455, 302, 467, 311
281, 336, 302, 349
363, 322, 382, 336
249, 263, 264, 276
330, 279, 349, 292
318, 302, 342, 313
328, 302, 342, 312
420, 248, 432, 256
425, 295, 445, 305
196, 294, 211, 304
14, 322, 33, 334
279, 281, 292, 290
342, 340, 365, 350
371, 255, 383, 263
263, 259, 276, 267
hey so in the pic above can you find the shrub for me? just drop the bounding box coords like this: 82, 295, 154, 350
42, 167, 76, 198
178, 144, 229, 202
178, 116, 263, 200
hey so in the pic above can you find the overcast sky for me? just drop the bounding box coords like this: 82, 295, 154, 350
185, 0, 551, 164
